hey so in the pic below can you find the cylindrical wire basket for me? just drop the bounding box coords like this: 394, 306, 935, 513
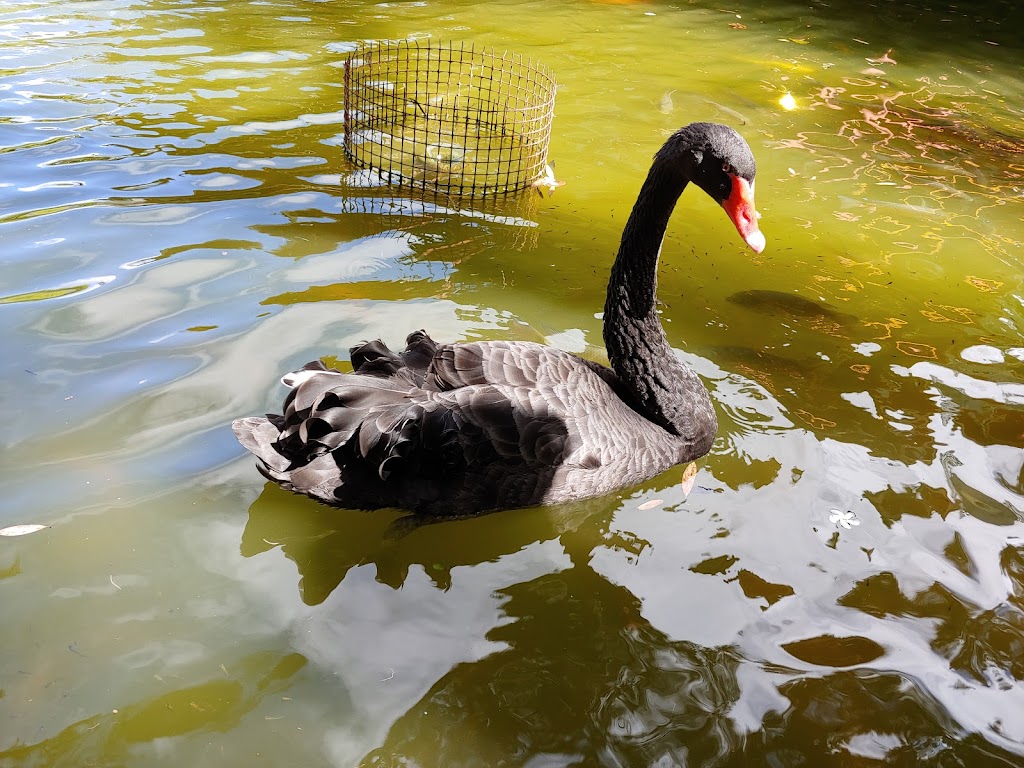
342, 40, 556, 198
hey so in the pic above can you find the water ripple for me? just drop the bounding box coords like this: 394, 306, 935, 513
2, 0, 1024, 764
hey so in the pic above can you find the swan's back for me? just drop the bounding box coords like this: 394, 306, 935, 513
232, 331, 689, 515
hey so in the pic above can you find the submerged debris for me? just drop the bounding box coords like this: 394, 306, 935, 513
531, 162, 565, 198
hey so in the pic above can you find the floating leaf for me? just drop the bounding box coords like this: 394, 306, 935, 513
796, 409, 837, 429
895, 340, 937, 359
637, 499, 663, 511
0, 286, 84, 304
965, 276, 1002, 293
680, 463, 698, 498
866, 48, 897, 65
0, 524, 48, 537
0, 276, 114, 305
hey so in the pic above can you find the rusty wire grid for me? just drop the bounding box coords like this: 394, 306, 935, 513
343, 40, 556, 198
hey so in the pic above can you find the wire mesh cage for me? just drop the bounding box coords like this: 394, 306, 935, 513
343, 40, 556, 198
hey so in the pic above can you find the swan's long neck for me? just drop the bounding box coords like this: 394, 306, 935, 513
603, 155, 717, 452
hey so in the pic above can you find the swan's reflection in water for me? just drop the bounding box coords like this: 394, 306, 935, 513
361, 557, 746, 767
360, 572, 1006, 766
239, 484, 1023, 766
240, 482, 620, 602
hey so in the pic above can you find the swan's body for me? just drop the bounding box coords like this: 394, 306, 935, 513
234, 123, 765, 515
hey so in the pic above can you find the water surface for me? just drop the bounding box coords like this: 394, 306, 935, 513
2, 0, 1024, 764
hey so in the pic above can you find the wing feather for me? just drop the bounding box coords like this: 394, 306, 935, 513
233, 336, 641, 513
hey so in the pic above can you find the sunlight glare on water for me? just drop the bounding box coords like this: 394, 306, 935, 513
1, 0, 1024, 765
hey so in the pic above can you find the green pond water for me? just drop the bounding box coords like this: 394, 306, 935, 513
2, 0, 1024, 764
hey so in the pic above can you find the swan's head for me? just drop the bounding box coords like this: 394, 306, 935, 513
668, 122, 765, 254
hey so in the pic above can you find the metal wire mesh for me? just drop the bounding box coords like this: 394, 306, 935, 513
343, 40, 556, 198
336, 190, 542, 253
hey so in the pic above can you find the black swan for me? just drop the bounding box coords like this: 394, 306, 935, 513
233, 122, 765, 515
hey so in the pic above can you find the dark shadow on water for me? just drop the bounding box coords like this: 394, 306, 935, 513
356, 558, 1021, 767
802, 0, 1024, 52
239, 486, 1024, 766
726, 290, 857, 331
839, 545, 1024, 690
240, 481, 630, 604
361, 559, 745, 767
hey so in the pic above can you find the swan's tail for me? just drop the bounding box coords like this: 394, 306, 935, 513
232, 331, 462, 507
232, 414, 345, 501
232, 415, 287, 473
232, 416, 306, 487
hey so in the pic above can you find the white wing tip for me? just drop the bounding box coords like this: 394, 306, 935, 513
282, 368, 321, 389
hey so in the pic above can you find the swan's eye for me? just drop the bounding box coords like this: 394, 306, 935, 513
722, 162, 734, 175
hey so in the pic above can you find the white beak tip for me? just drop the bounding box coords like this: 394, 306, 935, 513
745, 230, 766, 254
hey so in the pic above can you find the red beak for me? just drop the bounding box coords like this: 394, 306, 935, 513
722, 175, 765, 254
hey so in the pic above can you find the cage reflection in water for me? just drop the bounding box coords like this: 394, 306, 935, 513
335, 188, 543, 258
342, 40, 557, 198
